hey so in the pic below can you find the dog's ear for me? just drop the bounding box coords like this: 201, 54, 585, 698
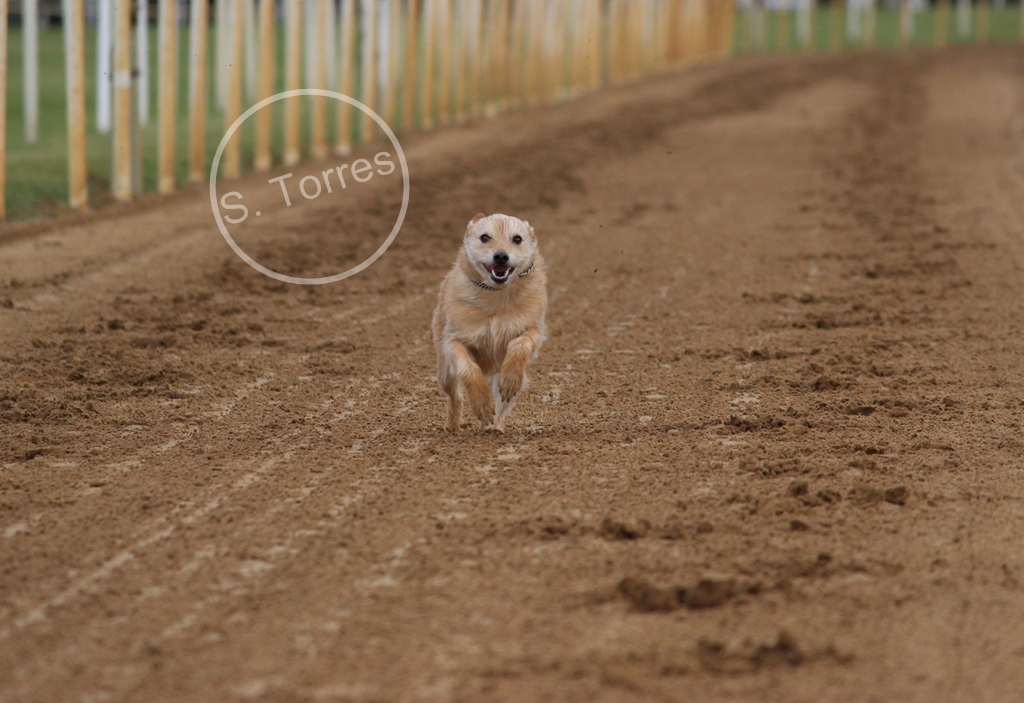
468, 213, 487, 228
526, 221, 535, 239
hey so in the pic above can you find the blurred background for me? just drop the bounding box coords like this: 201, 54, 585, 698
0, 0, 1021, 220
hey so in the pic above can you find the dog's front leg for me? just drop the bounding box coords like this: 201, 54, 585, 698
445, 339, 494, 427
495, 328, 544, 429
437, 358, 463, 432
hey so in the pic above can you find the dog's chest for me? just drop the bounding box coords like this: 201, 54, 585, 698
474, 316, 520, 350
462, 315, 522, 370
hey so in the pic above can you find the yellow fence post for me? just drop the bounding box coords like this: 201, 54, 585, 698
312, 0, 328, 159
508, 0, 524, 106
404, 0, 420, 130
188, 0, 209, 182
360, 0, 378, 140
492, 0, 509, 112
63, 0, 88, 210
863, 0, 876, 48
422, 0, 436, 127
337, 0, 356, 152
454, 0, 467, 121
438, 0, 452, 123
470, 0, 483, 117
158, 0, 178, 193
224, 0, 245, 178
591, 0, 603, 88
385, 0, 401, 126
255, 0, 275, 170
0, 0, 8, 217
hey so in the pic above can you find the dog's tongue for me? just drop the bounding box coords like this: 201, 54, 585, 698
493, 267, 508, 277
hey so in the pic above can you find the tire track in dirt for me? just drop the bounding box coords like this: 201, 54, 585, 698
0, 300, 432, 629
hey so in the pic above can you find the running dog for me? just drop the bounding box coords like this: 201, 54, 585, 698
432, 213, 547, 431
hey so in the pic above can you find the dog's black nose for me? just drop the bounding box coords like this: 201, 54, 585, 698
493, 252, 509, 266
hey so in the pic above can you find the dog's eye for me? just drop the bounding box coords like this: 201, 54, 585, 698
512, 235, 522, 244
480, 234, 491, 243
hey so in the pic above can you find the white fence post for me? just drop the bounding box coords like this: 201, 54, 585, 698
23, 0, 39, 143
97, 0, 113, 132
137, 0, 150, 124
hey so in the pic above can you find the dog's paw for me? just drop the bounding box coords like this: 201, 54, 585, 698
468, 389, 495, 424
498, 370, 523, 403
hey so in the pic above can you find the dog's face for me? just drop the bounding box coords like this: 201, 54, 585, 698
463, 213, 537, 286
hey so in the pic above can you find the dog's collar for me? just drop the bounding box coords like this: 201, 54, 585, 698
468, 261, 535, 291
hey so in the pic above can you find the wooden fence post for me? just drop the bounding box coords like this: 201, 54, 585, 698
466, 0, 477, 116
64, 0, 89, 208
360, 0, 378, 140
526, 0, 541, 101
796, 0, 812, 51
23, 0, 39, 143
956, 0, 972, 41
977, 0, 990, 43
97, 0, 113, 132
438, 0, 452, 123
507, 0, 521, 105
311, 0, 328, 158
384, 0, 401, 126
725, 0, 737, 55
934, 0, 950, 46
136, 0, 150, 125
0, 0, 8, 218
862, 0, 875, 48
898, 0, 913, 46
0, 0, 6, 216
284, 0, 302, 164
255, 0, 275, 170
490, 0, 509, 111
113, 0, 133, 200
244, 0, 258, 100
454, 0, 467, 121
217, 0, 233, 110
188, 0, 209, 181
404, 0, 420, 130
776, 3, 791, 52
592, 0, 603, 88
158, 0, 178, 193
828, 0, 841, 50
336, 0, 356, 152
421, 0, 436, 127
224, 0, 245, 178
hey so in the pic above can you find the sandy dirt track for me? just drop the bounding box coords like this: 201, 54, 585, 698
3, 46, 1024, 702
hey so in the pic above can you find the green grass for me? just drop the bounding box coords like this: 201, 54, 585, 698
3, 9, 1022, 222
734, 4, 1023, 55
3, 25, 376, 221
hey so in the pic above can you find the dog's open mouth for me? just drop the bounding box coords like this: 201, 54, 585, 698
484, 264, 514, 284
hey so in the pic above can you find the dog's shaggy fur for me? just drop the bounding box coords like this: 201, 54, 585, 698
432, 213, 548, 431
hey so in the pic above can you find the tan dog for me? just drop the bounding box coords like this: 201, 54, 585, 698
432, 213, 547, 431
